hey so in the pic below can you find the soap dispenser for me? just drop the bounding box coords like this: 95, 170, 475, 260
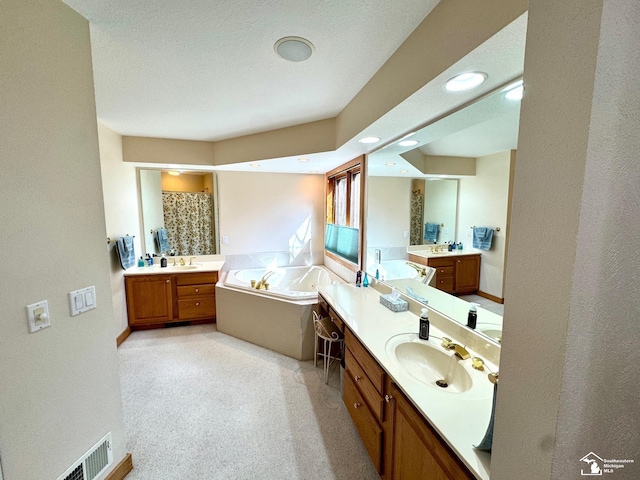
419, 308, 430, 340
467, 303, 479, 329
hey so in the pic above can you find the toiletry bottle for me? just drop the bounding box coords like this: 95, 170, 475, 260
458, 242, 463, 250
447, 242, 453, 252
161, 255, 167, 268
467, 303, 478, 329
138, 256, 145, 267
355, 270, 362, 287
419, 308, 430, 340
375, 268, 380, 280
363, 272, 369, 287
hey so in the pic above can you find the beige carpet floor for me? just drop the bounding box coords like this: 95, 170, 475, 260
118, 324, 380, 479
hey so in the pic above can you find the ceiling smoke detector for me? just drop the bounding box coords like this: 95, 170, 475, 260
275, 36, 315, 62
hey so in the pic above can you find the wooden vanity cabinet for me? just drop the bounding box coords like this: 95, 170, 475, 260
387, 382, 474, 480
344, 326, 473, 479
125, 271, 218, 328
125, 275, 173, 326
176, 272, 218, 321
344, 328, 386, 474
409, 253, 480, 295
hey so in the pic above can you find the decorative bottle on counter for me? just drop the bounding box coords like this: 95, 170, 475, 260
419, 308, 430, 340
137, 256, 145, 267
363, 272, 369, 287
355, 270, 362, 287
467, 303, 478, 329
160, 255, 167, 268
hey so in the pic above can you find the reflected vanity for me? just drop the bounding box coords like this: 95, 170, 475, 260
364, 79, 523, 344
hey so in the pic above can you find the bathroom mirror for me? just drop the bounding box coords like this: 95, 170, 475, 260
138, 169, 220, 256
365, 80, 522, 341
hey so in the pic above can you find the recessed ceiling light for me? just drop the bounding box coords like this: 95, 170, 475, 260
400, 170, 408, 173
250, 163, 260, 168
398, 140, 419, 147
298, 157, 309, 162
444, 72, 487, 92
359, 136, 381, 144
400, 132, 416, 140
167, 171, 181, 176
504, 80, 524, 101
274, 36, 315, 62
385, 162, 396, 166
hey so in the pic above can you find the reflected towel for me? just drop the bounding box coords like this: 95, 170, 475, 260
155, 228, 170, 253
424, 222, 439, 243
472, 227, 494, 250
115, 236, 135, 270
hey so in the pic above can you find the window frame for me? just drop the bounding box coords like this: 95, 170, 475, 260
325, 156, 365, 271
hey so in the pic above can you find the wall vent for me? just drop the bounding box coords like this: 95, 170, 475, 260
57, 432, 113, 480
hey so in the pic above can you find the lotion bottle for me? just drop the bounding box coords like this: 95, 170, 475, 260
419, 308, 430, 340
467, 303, 478, 329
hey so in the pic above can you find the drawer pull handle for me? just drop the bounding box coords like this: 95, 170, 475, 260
166, 279, 170, 283
195, 288, 199, 292
384, 394, 394, 403
195, 302, 200, 306
354, 402, 361, 409
354, 375, 361, 382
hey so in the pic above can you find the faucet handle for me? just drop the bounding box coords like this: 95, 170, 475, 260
441, 337, 454, 349
488, 372, 499, 384
189, 257, 197, 265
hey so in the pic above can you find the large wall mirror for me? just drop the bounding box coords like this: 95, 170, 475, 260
138, 169, 220, 257
365, 79, 522, 343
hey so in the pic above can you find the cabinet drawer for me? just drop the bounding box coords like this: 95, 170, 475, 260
345, 329, 385, 394
176, 272, 218, 286
435, 276, 454, 292
434, 266, 454, 277
177, 297, 216, 319
177, 284, 215, 297
345, 349, 384, 422
428, 257, 455, 268
344, 374, 383, 474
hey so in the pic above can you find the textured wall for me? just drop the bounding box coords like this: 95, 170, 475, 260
0, 2, 127, 478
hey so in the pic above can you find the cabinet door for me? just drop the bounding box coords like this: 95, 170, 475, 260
126, 275, 173, 325
455, 255, 480, 294
389, 383, 473, 480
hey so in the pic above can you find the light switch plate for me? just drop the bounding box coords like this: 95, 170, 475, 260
26, 300, 50, 333
69, 286, 97, 316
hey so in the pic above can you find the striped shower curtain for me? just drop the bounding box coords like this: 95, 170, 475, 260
162, 192, 214, 255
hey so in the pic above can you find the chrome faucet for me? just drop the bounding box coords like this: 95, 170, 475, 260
254, 271, 275, 290
406, 261, 427, 277
375, 249, 381, 265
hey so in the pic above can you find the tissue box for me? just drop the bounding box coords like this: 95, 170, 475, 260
380, 293, 409, 312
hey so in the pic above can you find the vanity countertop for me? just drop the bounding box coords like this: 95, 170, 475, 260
318, 283, 496, 480
409, 248, 482, 259
123, 258, 225, 276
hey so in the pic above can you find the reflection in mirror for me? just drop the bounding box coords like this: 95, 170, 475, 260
365, 79, 522, 343
139, 169, 220, 256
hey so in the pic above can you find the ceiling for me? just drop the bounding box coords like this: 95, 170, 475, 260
63, 0, 527, 174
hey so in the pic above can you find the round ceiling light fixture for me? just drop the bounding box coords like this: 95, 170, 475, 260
504, 80, 524, 101
398, 140, 419, 147
275, 36, 315, 62
358, 136, 381, 144
444, 72, 487, 92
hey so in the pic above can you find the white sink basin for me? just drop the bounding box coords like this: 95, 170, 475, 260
385, 334, 473, 393
165, 265, 199, 271
477, 324, 502, 343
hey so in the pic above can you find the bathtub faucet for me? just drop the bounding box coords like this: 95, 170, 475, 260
254, 271, 275, 290
406, 261, 427, 277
